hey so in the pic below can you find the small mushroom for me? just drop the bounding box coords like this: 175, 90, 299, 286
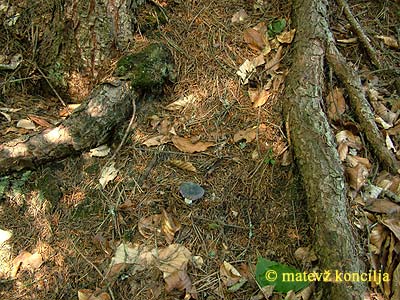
179, 182, 205, 205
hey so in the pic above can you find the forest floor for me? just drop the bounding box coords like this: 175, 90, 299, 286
0, 0, 399, 299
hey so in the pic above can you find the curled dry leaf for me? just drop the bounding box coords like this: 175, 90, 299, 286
365, 199, 400, 215
346, 164, 369, 191
161, 209, 181, 244
220, 261, 246, 288
16, 118, 36, 130
28, 114, 53, 128
393, 264, 400, 300
372, 101, 397, 127
12, 251, 43, 277
252, 54, 265, 68
165, 94, 197, 111
0, 111, 11, 122
376, 35, 399, 49
369, 224, 388, 255
386, 134, 396, 152
336, 130, 363, 150
326, 87, 346, 121
381, 218, 400, 241
233, 124, 267, 143
276, 29, 296, 44
338, 143, 349, 161
236, 59, 255, 84
143, 135, 171, 147
99, 162, 118, 188
89, 145, 111, 157
169, 159, 197, 172
172, 136, 213, 153
265, 46, 283, 73
158, 244, 193, 296
250, 89, 271, 108
78, 289, 111, 300
0, 229, 12, 243
346, 155, 372, 170
59, 104, 81, 117
138, 214, 162, 239
243, 28, 265, 51
231, 8, 248, 23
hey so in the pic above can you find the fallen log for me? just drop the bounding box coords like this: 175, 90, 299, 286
284, 0, 366, 298
0, 43, 175, 175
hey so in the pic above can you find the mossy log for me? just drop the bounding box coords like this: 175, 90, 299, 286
0, 44, 174, 176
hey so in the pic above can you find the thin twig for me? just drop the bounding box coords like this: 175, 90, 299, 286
109, 95, 137, 162
336, 0, 381, 68
35, 65, 68, 108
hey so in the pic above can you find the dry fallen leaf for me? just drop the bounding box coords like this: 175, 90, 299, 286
78, 289, 111, 300
233, 124, 267, 143
161, 209, 181, 244
0, 111, 11, 122
326, 87, 346, 121
294, 247, 317, 263
220, 261, 244, 287
158, 244, 193, 297
250, 89, 271, 108
231, 9, 248, 23
236, 59, 255, 84
392, 263, 400, 300
165, 94, 197, 111
365, 199, 400, 215
369, 224, 388, 255
265, 46, 283, 73
99, 162, 118, 188
169, 159, 197, 172
276, 29, 296, 44
386, 134, 396, 152
89, 145, 111, 157
372, 101, 397, 127
143, 135, 171, 147
381, 218, 400, 241
346, 164, 369, 191
376, 35, 399, 49
243, 28, 265, 51
59, 104, 81, 117
138, 214, 162, 239
252, 54, 265, 67
28, 114, 53, 128
336, 130, 363, 150
172, 136, 213, 153
12, 251, 43, 277
16, 119, 36, 130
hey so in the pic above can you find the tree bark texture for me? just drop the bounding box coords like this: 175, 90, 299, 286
37, 0, 145, 98
284, 0, 366, 298
0, 43, 174, 176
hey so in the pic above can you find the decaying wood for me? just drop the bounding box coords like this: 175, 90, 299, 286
0, 44, 174, 176
326, 41, 400, 174
284, 0, 366, 298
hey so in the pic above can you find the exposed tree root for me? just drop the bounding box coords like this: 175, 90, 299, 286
284, 0, 366, 298
336, 0, 381, 68
326, 41, 400, 174
336, 0, 400, 92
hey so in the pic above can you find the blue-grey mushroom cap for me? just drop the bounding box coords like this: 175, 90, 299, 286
179, 182, 205, 201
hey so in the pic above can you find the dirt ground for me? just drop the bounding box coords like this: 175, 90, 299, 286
0, 0, 399, 299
